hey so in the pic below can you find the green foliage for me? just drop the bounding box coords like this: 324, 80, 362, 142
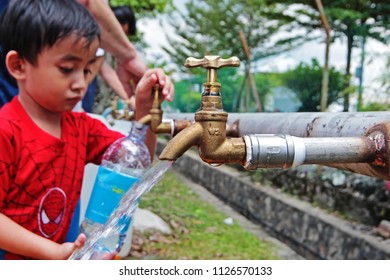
179, 91, 201, 113
110, 0, 173, 17
232, 73, 280, 112
162, 0, 307, 72
360, 102, 390, 112
172, 76, 202, 112
376, 52, 390, 96
274, 1, 390, 44
270, 0, 390, 111
139, 171, 279, 259
218, 68, 242, 112
172, 67, 244, 113
282, 59, 346, 112
255, 73, 281, 111
172, 68, 281, 113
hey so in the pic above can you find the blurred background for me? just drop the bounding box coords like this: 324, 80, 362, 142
103, 1, 390, 258
108, 0, 389, 114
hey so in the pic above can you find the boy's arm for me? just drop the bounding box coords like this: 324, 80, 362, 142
0, 213, 85, 259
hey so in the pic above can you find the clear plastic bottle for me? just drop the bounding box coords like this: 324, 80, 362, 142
79, 121, 151, 258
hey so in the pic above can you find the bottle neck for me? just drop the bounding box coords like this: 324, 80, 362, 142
127, 121, 148, 141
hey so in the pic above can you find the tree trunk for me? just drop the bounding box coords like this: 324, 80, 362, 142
343, 33, 354, 112
315, 0, 331, 112
239, 30, 262, 112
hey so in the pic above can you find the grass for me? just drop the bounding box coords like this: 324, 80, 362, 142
134, 170, 279, 260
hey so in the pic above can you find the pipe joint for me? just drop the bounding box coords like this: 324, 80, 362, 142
243, 134, 305, 170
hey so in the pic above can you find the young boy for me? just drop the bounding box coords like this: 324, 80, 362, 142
0, 0, 173, 260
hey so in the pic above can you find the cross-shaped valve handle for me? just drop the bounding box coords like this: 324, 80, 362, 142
185, 55, 240, 83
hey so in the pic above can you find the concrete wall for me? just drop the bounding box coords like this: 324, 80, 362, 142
157, 140, 390, 259
258, 166, 390, 226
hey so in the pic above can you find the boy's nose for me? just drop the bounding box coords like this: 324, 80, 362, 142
71, 72, 87, 94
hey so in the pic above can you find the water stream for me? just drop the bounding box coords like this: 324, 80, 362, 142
69, 160, 174, 260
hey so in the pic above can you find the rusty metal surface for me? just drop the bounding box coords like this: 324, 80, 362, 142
173, 119, 193, 136
302, 137, 375, 164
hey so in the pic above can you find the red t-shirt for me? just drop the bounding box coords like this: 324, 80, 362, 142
0, 97, 124, 259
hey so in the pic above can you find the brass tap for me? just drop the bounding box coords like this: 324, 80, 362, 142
111, 97, 119, 119
138, 84, 192, 135
159, 55, 247, 165
110, 97, 134, 121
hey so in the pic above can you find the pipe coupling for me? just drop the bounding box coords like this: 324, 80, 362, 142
243, 134, 306, 170
162, 118, 175, 136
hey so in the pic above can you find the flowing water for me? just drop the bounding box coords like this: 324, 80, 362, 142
69, 160, 174, 260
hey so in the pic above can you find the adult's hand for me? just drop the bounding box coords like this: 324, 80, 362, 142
79, 0, 148, 97
116, 56, 148, 98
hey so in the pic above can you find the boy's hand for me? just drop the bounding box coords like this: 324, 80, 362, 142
135, 68, 174, 108
57, 233, 86, 260
134, 68, 174, 157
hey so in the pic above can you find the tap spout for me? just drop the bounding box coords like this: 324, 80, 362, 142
198, 137, 246, 165
159, 122, 203, 160
159, 121, 246, 165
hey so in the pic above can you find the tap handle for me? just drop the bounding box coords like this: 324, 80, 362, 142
152, 84, 163, 109
185, 55, 240, 69
185, 56, 240, 83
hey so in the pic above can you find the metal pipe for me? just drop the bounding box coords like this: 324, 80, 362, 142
243, 134, 377, 170
226, 112, 390, 137
164, 112, 390, 137
163, 112, 390, 180
302, 136, 376, 164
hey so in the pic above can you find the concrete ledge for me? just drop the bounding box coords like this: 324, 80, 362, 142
157, 140, 390, 259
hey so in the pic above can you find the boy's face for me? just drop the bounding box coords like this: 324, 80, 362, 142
20, 34, 99, 112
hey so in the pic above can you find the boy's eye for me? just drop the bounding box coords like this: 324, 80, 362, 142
59, 67, 73, 74
84, 68, 92, 75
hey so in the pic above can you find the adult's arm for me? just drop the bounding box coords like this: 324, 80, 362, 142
99, 61, 130, 101
79, 0, 148, 95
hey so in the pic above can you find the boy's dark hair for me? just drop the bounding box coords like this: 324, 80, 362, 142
112, 5, 136, 36
0, 0, 100, 65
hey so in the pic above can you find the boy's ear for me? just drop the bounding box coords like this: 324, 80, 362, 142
6, 50, 26, 80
